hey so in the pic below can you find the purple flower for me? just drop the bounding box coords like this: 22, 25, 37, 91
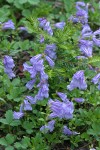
23, 54, 44, 78
74, 98, 85, 103
13, 103, 24, 120
92, 73, 100, 84
38, 18, 47, 27
93, 29, 100, 47
40, 71, 48, 80
45, 56, 55, 67
26, 79, 36, 90
3, 55, 15, 68
40, 125, 48, 133
40, 35, 44, 43
76, 2, 88, 24
44, 21, 53, 36
13, 111, 24, 119
30, 54, 44, 72
23, 63, 37, 78
47, 120, 55, 132
36, 80, 49, 100
76, 56, 88, 59
48, 99, 74, 119
4, 68, 15, 79
79, 40, 93, 57
69, 16, 80, 23
3, 55, 15, 79
63, 126, 79, 135
19, 103, 24, 112
63, 126, 73, 135
57, 92, 69, 102
34, 59, 44, 72
40, 120, 55, 133
26, 96, 37, 104
98, 83, 100, 90
24, 100, 32, 111
54, 22, 65, 29
81, 24, 92, 38
45, 44, 57, 60
67, 70, 87, 91
2, 20, 15, 30
76, 2, 86, 10
38, 18, 53, 36
19, 27, 27, 31
30, 54, 42, 65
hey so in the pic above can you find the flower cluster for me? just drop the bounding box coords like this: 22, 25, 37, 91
23, 54, 49, 101
70, 2, 88, 24
2, 2, 100, 140
70, 2, 100, 58
3, 55, 15, 79
38, 18, 53, 36
39, 92, 74, 133
48, 93, 74, 120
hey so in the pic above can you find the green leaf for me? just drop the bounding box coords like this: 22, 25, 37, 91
22, 121, 33, 130
5, 134, 15, 145
14, 1, 23, 9
10, 120, 21, 126
26, 129, 33, 134
22, 9, 31, 18
5, 146, 14, 150
0, 138, 8, 146
0, 97, 6, 102
0, 118, 8, 124
5, 110, 13, 124
0, 6, 10, 22
19, 0, 27, 4
9, 87, 20, 99
28, 0, 40, 5
21, 136, 31, 148
6, 0, 14, 3
89, 56, 100, 67
14, 142, 22, 149
12, 78, 20, 86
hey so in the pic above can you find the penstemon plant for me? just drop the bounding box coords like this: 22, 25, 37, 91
0, 1, 100, 150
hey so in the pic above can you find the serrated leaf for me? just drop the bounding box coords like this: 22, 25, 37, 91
21, 136, 31, 148
14, 142, 22, 148
5, 134, 15, 145
12, 78, 20, 86
5, 110, 13, 124
10, 120, 21, 126
22, 121, 33, 130
5, 146, 14, 150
